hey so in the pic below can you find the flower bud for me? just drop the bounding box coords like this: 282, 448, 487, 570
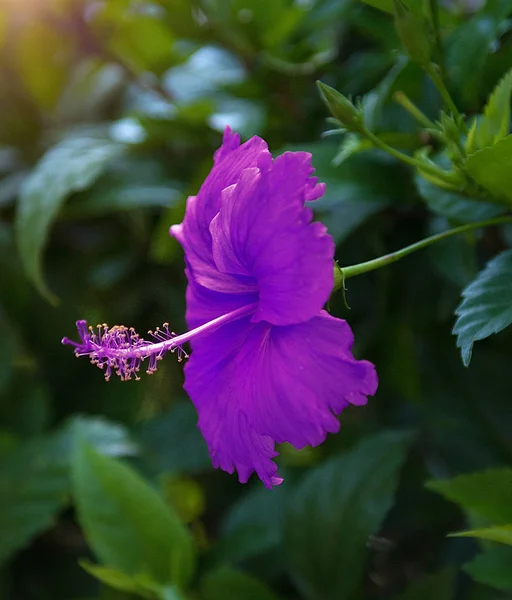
317, 81, 364, 133
393, 0, 433, 67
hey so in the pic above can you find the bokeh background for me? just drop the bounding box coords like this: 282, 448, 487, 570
1, 0, 512, 599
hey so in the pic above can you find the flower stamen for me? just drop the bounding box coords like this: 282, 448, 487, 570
62, 303, 257, 381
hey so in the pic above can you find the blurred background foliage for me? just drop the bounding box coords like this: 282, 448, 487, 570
2, 0, 512, 599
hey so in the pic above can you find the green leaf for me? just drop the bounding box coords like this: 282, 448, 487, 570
427, 468, 512, 523
0, 436, 69, 565
200, 567, 281, 600
416, 177, 505, 222
464, 546, 512, 591
71, 441, 196, 588
0, 416, 135, 565
15, 135, 123, 302
164, 46, 246, 104
91, 3, 177, 75
446, 2, 512, 105
55, 415, 138, 459
394, 568, 456, 600
284, 430, 413, 600
80, 561, 156, 598
453, 250, 512, 366
63, 182, 181, 219
465, 135, 512, 205
451, 525, 512, 546
467, 67, 512, 153
208, 97, 266, 139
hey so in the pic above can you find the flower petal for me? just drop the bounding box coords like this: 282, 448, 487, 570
185, 275, 258, 330
184, 311, 378, 488
209, 157, 334, 325
170, 128, 269, 295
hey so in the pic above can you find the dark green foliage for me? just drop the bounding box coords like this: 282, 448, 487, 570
284, 431, 412, 600
71, 441, 196, 589
394, 569, 456, 600
454, 251, 512, 366
2, 1, 512, 599
464, 546, 512, 591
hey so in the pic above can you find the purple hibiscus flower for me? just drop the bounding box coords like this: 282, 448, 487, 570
63, 127, 377, 488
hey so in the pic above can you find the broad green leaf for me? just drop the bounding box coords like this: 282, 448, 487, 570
453, 250, 512, 366
164, 46, 246, 103
200, 567, 281, 600
467, 67, 512, 153
208, 97, 266, 139
0, 416, 136, 565
56, 61, 125, 124
446, 2, 512, 104
465, 135, 512, 205
451, 525, 512, 546
64, 153, 183, 219
55, 415, 138, 459
16, 135, 123, 302
395, 569, 456, 600
416, 177, 505, 222
72, 441, 196, 587
464, 546, 512, 591
427, 468, 512, 523
91, 3, 177, 75
0, 436, 68, 565
80, 561, 155, 598
63, 183, 181, 219
284, 431, 413, 600
162, 46, 266, 137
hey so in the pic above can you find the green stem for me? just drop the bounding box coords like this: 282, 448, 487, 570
393, 91, 436, 129
426, 63, 467, 133
428, 0, 445, 77
362, 127, 459, 185
338, 215, 512, 282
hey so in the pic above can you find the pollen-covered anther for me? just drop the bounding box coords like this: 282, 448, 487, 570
62, 319, 187, 381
